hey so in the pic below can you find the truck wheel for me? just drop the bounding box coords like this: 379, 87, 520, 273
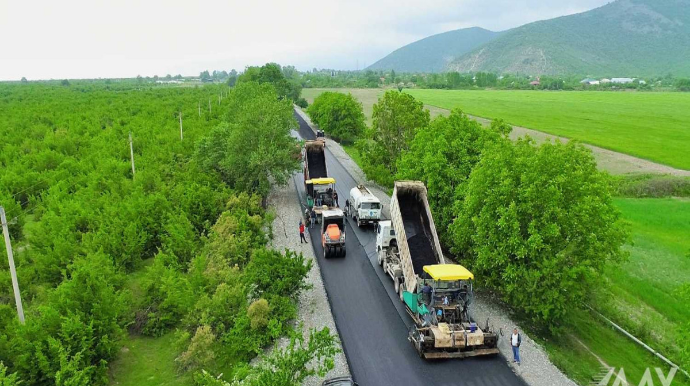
377, 251, 383, 266
399, 283, 405, 302
324, 247, 329, 259
341, 247, 346, 257
394, 278, 400, 293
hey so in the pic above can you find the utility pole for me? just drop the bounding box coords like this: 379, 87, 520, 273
179, 111, 183, 140
0, 207, 25, 324
129, 132, 136, 178
198, 101, 201, 117
218, 94, 221, 105
208, 98, 211, 114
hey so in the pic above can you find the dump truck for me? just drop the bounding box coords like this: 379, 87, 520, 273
303, 141, 336, 221
347, 184, 382, 227
322, 209, 346, 258
376, 181, 499, 359
303, 140, 327, 183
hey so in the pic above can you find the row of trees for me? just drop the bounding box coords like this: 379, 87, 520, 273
308, 89, 628, 328
299, 69, 690, 91
0, 79, 335, 384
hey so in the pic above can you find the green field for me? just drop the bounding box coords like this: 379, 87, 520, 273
406, 89, 690, 170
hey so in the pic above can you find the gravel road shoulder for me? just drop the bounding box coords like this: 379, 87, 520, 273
295, 106, 577, 386
266, 177, 349, 385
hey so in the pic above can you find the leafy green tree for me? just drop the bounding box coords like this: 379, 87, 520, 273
307, 92, 365, 143
358, 90, 429, 185
61, 79, 70, 87
20, 77, 27, 83
194, 82, 300, 196
200, 71, 212, 82
237, 63, 301, 101
397, 110, 508, 246
453, 139, 628, 327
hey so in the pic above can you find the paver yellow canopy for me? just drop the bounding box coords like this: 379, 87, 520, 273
423, 264, 474, 281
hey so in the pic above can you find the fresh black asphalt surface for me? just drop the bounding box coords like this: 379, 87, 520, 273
293, 111, 526, 386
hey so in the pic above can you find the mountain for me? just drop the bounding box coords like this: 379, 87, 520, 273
448, 0, 690, 76
367, 27, 502, 73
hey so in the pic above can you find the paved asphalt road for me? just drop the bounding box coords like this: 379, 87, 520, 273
293, 111, 526, 386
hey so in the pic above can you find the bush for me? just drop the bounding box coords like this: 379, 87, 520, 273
247, 299, 269, 330
243, 249, 310, 300
177, 325, 216, 372
453, 139, 628, 328
612, 174, 690, 198
194, 328, 339, 386
307, 92, 365, 143
295, 97, 308, 109
0, 362, 21, 386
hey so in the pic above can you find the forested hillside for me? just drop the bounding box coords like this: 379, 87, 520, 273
367, 27, 501, 73
0, 80, 334, 385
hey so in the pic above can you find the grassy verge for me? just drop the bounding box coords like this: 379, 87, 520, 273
341, 144, 364, 169
109, 259, 192, 386
109, 332, 191, 386
405, 89, 690, 170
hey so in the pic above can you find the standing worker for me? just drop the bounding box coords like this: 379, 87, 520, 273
299, 220, 308, 244
310, 208, 316, 228
333, 191, 339, 207
510, 328, 521, 365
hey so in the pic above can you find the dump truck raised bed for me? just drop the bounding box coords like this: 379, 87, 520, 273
303, 140, 327, 183
376, 181, 499, 359
348, 184, 382, 227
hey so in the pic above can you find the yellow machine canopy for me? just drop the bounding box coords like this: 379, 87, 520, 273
423, 264, 474, 281
306, 177, 336, 185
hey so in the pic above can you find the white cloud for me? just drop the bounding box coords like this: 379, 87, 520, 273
0, 0, 611, 80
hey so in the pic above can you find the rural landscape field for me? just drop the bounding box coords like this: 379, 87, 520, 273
2, 0, 690, 386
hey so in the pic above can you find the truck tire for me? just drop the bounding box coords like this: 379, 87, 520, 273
394, 278, 400, 293
341, 246, 346, 257
377, 250, 383, 266
399, 283, 405, 302
324, 247, 329, 259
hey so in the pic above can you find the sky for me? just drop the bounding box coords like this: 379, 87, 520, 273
0, 0, 612, 80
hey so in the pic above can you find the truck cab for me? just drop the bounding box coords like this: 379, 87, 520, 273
376, 221, 396, 252
316, 129, 326, 146
348, 185, 382, 227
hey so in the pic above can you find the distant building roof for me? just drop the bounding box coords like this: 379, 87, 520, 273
530, 81, 540, 85
580, 78, 597, 83
611, 78, 634, 84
